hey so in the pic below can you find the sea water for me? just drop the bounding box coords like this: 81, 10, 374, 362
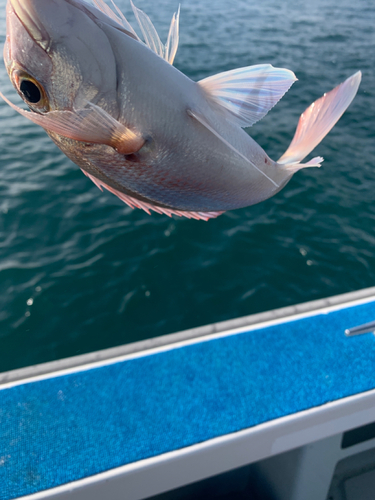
0, 0, 374, 370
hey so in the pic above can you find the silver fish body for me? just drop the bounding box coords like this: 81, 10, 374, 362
56, 25, 284, 211
2, 0, 361, 219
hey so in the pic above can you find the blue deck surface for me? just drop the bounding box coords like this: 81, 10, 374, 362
1, 299, 375, 499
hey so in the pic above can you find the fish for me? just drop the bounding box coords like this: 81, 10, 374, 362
1, 0, 361, 220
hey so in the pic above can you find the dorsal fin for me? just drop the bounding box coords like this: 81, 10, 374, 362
165, 6, 180, 65
92, 0, 140, 40
130, 0, 164, 58
92, 0, 180, 65
198, 64, 297, 128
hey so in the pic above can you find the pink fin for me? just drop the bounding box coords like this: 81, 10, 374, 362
279, 71, 361, 167
81, 170, 224, 221
282, 156, 324, 173
0, 91, 144, 154
93, 0, 180, 64
199, 64, 297, 128
130, 0, 180, 64
165, 6, 180, 65
92, 0, 140, 39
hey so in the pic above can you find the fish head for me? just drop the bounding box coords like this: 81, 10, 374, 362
4, 0, 118, 113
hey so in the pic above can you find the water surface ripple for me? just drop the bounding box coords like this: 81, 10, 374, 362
0, 0, 374, 370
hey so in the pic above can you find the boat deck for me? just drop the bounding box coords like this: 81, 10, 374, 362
1, 288, 375, 500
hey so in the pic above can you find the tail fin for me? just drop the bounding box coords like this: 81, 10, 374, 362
278, 71, 361, 172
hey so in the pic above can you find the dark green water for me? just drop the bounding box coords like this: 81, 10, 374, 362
0, 0, 374, 372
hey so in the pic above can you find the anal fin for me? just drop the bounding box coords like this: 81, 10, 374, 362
82, 170, 224, 220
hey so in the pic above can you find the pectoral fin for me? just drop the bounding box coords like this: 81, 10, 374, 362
0, 92, 145, 154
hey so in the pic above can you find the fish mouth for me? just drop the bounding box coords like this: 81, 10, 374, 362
8, 0, 51, 50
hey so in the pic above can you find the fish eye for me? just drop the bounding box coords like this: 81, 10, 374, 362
20, 79, 41, 104
13, 71, 49, 112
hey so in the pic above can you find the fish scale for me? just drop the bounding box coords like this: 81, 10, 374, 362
0, 0, 361, 219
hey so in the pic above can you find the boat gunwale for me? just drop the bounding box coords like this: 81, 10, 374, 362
1, 285, 375, 387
